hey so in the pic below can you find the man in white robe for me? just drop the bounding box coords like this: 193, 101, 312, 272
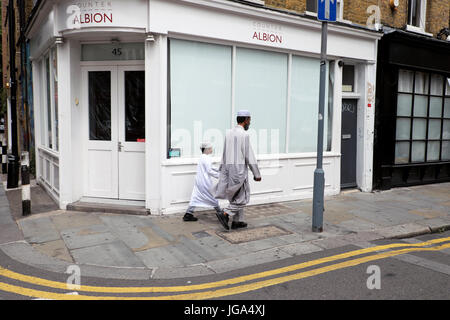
183, 142, 223, 221
212, 110, 261, 230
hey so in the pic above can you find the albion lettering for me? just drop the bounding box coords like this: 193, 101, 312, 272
73, 12, 113, 24
252, 31, 282, 44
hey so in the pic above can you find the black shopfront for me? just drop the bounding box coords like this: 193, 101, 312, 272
374, 30, 450, 190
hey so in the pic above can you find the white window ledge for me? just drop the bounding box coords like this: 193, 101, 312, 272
406, 25, 433, 37
242, 0, 264, 5
304, 11, 318, 17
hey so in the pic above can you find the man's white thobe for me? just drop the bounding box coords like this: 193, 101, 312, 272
212, 125, 261, 221
188, 154, 220, 208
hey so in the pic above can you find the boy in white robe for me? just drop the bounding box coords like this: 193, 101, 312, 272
183, 142, 223, 222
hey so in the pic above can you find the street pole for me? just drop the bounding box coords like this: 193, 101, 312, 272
312, 20, 328, 233
7, 0, 19, 189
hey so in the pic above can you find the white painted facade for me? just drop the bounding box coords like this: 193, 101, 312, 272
26, 0, 381, 214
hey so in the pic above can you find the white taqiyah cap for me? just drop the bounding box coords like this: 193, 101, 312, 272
200, 142, 212, 149
237, 110, 251, 117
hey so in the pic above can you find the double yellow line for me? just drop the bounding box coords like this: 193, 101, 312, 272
0, 236, 449, 300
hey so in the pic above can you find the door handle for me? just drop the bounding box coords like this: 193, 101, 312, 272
118, 141, 123, 152
342, 134, 351, 140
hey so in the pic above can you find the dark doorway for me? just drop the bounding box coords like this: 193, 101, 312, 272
341, 99, 358, 188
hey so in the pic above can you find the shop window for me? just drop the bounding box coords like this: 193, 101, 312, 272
394, 69, 450, 164
45, 56, 52, 149
289, 55, 330, 153
168, 39, 333, 158
41, 48, 59, 152
169, 39, 232, 157
235, 47, 288, 154
52, 48, 59, 151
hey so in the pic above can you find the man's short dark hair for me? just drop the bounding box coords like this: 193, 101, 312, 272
237, 116, 250, 124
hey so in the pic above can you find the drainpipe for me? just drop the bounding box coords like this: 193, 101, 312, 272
7, 0, 19, 189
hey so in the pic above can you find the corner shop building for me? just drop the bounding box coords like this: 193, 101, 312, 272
26, 0, 381, 214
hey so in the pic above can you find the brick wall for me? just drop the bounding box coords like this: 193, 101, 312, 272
261, 0, 450, 39
426, 0, 450, 36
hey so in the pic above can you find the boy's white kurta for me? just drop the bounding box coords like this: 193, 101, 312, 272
212, 125, 261, 205
188, 154, 220, 207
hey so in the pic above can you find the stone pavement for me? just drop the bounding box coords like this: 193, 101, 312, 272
0, 176, 449, 280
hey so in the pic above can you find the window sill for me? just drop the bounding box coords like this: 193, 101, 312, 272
37, 146, 60, 159
304, 11, 318, 17
405, 25, 433, 37
162, 152, 340, 166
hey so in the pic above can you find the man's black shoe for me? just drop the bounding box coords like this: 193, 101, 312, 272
215, 210, 229, 230
231, 221, 247, 229
183, 213, 198, 222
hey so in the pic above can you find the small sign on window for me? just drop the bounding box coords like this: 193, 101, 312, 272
168, 148, 181, 158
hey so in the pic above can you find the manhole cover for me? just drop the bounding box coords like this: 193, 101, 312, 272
216, 225, 291, 244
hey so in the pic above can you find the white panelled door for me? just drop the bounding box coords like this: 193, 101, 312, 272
84, 65, 145, 200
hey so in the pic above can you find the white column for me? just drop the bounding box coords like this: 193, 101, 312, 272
362, 62, 376, 192
56, 39, 73, 209
332, 60, 343, 193
145, 34, 167, 214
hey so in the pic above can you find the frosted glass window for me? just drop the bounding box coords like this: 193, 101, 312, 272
428, 119, 441, 139
429, 97, 442, 118
235, 47, 288, 154
430, 74, 443, 96
45, 56, 52, 149
395, 142, 410, 164
446, 78, 450, 95
413, 95, 428, 117
170, 39, 232, 157
398, 69, 414, 93
443, 120, 450, 139
444, 98, 450, 118
427, 141, 440, 161
289, 55, 329, 153
412, 119, 426, 139
442, 141, 450, 160
81, 43, 145, 61
396, 118, 411, 140
411, 141, 425, 162
397, 94, 412, 116
415, 72, 429, 94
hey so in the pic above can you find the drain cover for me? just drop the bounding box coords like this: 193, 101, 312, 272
216, 225, 291, 244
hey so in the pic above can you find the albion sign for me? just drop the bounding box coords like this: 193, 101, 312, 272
72, 12, 113, 24
252, 31, 282, 44
67, 1, 114, 28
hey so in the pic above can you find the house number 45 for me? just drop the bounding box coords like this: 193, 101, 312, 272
112, 48, 122, 56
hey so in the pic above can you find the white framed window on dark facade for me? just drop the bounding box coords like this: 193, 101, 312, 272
395, 69, 450, 164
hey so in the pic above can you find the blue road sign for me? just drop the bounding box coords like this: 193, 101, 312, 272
317, 0, 337, 22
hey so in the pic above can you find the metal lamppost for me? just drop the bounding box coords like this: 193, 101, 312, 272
312, 0, 336, 232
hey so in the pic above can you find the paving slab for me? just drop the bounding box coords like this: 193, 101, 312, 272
32, 239, 74, 263
375, 223, 432, 239
152, 264, 215, 279
61, 224, 117, 250
135, 242, 206, 268
206, 247, 292, 274
70, 241, 146, 268
17, 217, 61, 244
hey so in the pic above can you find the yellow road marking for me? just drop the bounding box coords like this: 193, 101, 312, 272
0, 241, 449, 299
0, 236, 449, 294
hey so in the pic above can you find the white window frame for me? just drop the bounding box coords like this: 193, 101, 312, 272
167, 37, 335, 158
406, 0, 432, 36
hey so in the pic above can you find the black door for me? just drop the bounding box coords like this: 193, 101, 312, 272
341, 99, 358, 188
